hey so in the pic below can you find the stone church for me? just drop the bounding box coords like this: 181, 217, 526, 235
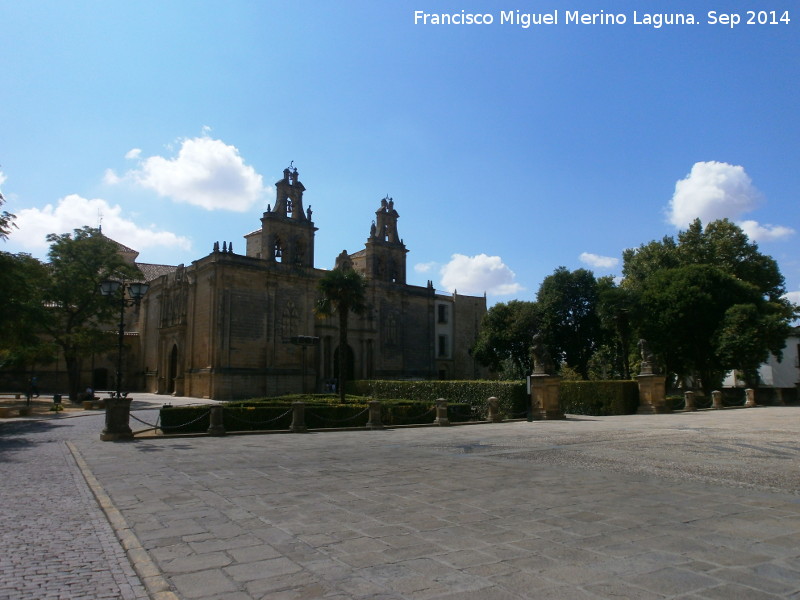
134, 165, 488, 399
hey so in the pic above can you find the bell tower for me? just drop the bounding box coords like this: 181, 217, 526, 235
364, 196, 407, 284
256, 164, 317, 267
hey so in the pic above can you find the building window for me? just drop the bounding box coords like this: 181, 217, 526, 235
438, 334, 448, 358
438, 304, 448, 324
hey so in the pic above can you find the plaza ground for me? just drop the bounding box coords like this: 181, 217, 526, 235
2, 395, 800, 599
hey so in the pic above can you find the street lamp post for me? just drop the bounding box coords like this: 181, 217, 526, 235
99, 279, 149, 440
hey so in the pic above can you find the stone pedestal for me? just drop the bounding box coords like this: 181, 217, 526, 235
711, 390, 723, 410
684, 391, 696, 412
487, 397, 502, 423
637, 375, 670, 414
744, 388, 757, 407
365, 400, 384, 430
100, 396, 133, 441
290, 401, 307, 433
434, 398, 450, 426
529, 375, 564, 420
207, 404, 226, 435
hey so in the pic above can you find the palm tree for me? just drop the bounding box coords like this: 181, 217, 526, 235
315, 266, 367, 402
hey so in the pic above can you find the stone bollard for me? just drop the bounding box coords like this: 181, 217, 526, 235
744, 388, 757, 408
488, 397, 502, 423
711, 390, 723, 410
290, 401, 307, 433
434, 398, 450, 426
683, 391, 696, 412
207, 404, 226, 436
100, 396, 134, 441
366, 400, 384, 430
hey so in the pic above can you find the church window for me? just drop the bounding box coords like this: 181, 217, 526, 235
438, 304, 448, 324
438, 334, 448, 357
386, 313, 398, 345
281, 301, 299, 340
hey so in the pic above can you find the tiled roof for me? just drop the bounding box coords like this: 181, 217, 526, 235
136, 262, 179, 282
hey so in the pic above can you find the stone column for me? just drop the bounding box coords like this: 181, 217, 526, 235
487, 397, 502, 423
366, 400, 384, 430
434, 398, 450, 426
684, 391, 696, 412
100, 396, 134, 441
289, 401, 307, 432
744, 388, 757, 407
711, 390, 723, 409
207, 404, 226, 436
637, 374, 670, 414
529, 374, 565, 420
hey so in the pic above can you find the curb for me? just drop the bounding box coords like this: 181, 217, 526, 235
67, 442, 180, 600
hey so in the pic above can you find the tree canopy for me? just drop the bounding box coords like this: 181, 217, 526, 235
42, 227, 141, 400
471, 300, 538, 379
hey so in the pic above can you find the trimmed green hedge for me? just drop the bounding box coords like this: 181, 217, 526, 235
158, 398, 474, 434
559, 380, 640, 416
350, 380, 529, 418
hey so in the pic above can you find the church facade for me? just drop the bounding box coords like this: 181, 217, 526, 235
137, 166, 488, 399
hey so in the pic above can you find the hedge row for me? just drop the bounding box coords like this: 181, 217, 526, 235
559, 380, 640, 416
352, 379, 641, 417
350, 380, 529, 418
158, 400, 474, 434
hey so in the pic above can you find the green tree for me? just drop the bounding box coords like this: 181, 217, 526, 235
42, 227, 140, 401
536, 267, 601, 379
623, 218, 796, 393
314, 265, 367, 402
595, 277, 635, 379
472, 300, 539, 379
0, 187, 16, 241
0, 252, 53, 370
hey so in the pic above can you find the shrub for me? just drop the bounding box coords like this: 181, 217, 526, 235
350, 380, 528, 418
559, 380, 639, 416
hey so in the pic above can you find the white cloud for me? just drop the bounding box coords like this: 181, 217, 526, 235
667, 161, 762, 228
12, 194, 191, 255
439, 253, 523, 296
125, 148, 142, 160
579, 252, 619, 269
738, 220, 795, 242
784, 291, 800, 306
0, 170, 7, 188
108, 136, 269, 212
414, 261, 438, 273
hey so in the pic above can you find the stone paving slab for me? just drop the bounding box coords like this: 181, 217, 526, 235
62, 406, 800, 599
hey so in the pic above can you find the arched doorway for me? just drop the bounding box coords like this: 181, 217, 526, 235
168, 344, 178, 394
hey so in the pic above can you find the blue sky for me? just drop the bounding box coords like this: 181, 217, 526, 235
2, 1, 798, 305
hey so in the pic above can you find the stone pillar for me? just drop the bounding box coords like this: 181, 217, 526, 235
366, 400, 384, 430
434, 398, 450, 426
711, 390, 723, 410
529, 374, 565, 420
684, 391, 696, 412
100, 396, 134, 441
207, 404, 226, 436
744, 388, 757, 407
487, 397, 502, 423
290, 401, 307, 433
637, 374, 670, 414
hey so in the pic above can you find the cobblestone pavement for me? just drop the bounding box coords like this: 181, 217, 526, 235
0, 411, 150, 600
6, 400, 800, 599
65, 405, 800, 600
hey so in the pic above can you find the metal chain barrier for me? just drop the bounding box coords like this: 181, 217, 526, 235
224, 408, 293, 425
393, 405, 436, 422
157, 409, 212, 430
306, 406, 370, 424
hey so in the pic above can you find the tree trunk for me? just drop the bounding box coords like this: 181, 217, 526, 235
338, 309, 348, 403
